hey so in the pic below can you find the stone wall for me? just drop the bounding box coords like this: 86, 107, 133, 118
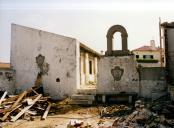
11, 24, 80, 100
139, 67, 166, 99
97, 55, 139, 94
0, 68, 15, 94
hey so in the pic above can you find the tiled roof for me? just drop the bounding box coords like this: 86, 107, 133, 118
0, 62, 10, 69
133, 46, 159, 51
80, 43, 101, 57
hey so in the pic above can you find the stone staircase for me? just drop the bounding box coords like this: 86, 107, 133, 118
70, 89, 96, 105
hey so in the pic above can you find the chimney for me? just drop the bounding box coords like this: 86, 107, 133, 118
150, 40, 156, 50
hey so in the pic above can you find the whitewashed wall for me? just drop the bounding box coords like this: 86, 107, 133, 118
97, 55, 139, 94
11, 24, 80, 100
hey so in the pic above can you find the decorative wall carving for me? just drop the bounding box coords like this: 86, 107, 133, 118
111, 66, 124, 81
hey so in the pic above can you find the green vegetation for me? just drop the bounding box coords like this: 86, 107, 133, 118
136, 59, 159, 63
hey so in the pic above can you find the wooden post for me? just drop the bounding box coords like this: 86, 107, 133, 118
41, 103, 51, 120
0, 91, 7, 105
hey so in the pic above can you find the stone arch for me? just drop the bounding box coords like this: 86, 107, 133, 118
105, 25, 129, 56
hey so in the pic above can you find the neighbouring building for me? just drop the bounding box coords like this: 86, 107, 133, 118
11, 24, 100, 100
132, 40, 164, 67
160, 22, 174, 101
0, 62, 15, 94
0, 62, 10, 69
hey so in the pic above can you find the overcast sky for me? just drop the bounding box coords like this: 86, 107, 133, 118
1, 0, 174, 62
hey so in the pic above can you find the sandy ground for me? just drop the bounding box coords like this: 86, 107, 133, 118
1, 114, 114, 128
1, 106, 115, 128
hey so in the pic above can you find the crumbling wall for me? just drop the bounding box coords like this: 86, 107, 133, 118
140, 67, 166, 99
0, 68, 15, 94
11, 24, 80, 100
97, 55, 139, 93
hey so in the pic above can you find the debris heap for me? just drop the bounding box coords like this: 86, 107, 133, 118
0, 88, 51, 122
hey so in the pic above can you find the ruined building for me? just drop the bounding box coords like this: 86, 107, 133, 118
11, 24, 100, 99
5, 24, 166, 102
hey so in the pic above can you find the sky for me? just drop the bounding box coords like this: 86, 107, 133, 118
1, 0, 174, 62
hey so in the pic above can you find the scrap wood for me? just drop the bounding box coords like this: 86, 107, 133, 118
26, 99, 33, 105
2, 95, 18, 103
0, 91, 7, 105
1, 91, 27, 121
2, 101, 15, 105
26, 110, 37, 115
41, 102, 51, 120
18, 108, 37, 115
22, 95, 38, 101
2, 104, 22, 114
11, 94, 42, 122
31, 88, 39, 95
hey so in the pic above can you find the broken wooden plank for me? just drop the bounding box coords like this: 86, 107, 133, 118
1, 91, 27, 121
11, 94, 42, 122
18, 108, 37, 115
26, 110, 37, 115
1, 95, 18, 103
31, 88, 39, 95
41, 103, 51, 120
0, 91, 7, 105
2, 101, 15, 105
26, 99, 33, 105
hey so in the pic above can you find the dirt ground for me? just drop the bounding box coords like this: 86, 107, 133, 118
1, 103, 115, 128
2, 97, 173, 128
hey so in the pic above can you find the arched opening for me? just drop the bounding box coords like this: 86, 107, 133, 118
105, 25, 129, 56
113, 32, 122, 51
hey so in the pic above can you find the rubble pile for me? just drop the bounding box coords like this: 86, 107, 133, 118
149, 95, 174, 119
0, 88, 51, 122
100, 105, 132, 118
67, 119, 93, 128
65, 99, 174, 128
109, 100, 174, 128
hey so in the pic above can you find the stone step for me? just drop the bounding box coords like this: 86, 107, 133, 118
71, 94, 95, 101
77, 89, 96, 95
70, 99, 93, 105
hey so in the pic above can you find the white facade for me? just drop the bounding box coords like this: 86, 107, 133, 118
132, 40, 164, 67
97, 55, 139, 94
11, 24, 80, 99
133, 51, 161, 67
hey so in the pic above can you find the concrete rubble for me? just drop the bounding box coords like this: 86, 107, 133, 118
63, 97, 174, 128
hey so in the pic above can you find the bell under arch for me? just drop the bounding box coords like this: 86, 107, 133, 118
105, 25, 130, 56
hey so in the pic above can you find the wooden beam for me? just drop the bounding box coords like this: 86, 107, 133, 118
11, 94, 42, 122
41, 103, 51, 120
31, 88, 39, 95
1, 91, 27, 121
0, 91, 7, 105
